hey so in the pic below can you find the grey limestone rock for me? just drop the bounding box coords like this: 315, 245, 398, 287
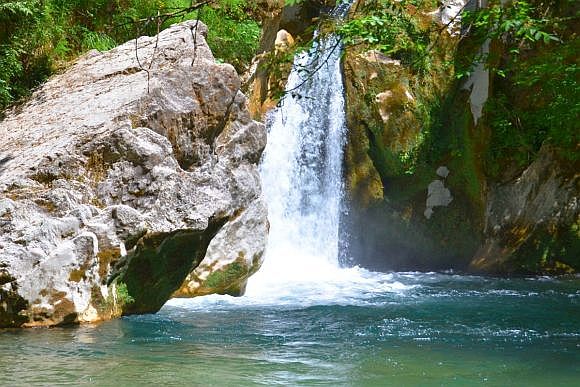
0, 20, 267, 327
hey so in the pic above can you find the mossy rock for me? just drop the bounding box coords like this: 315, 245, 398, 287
112, 218, 225, 315
342, 40, 486, 271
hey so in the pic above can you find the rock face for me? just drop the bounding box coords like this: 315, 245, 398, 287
341, 37, 483, 271
0, 20, 268, 328
471, 147, 579, 274
341, 1, 578, 274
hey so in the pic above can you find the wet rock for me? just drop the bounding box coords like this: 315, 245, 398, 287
341, 13, 483, 272
429, 0, 468, 35
174, 199, 269, 298
342, 45, 425, 209
0, 21, 267, 327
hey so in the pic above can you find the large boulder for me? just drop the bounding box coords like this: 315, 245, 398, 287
173, 199, 268, 298
0, 20, 268, 327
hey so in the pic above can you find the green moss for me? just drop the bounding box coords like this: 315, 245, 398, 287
113, 218, 225, 315
205, 260, 246, 289
446, 107, 484, 207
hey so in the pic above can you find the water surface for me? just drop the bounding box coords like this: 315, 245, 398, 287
2, 272, 578, 386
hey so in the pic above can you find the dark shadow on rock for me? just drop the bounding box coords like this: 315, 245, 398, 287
113, 217, 227, 315
0, 154, 13, 175
0, 265, 29, 328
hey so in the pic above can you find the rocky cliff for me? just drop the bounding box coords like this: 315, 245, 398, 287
340, 0, 579, 274
0, 20, 268, 328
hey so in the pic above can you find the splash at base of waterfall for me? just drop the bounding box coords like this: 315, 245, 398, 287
244, 243, 412, 305
243, 264, 411, 307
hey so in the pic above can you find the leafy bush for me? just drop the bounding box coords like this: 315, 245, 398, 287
469, 0, 580, 171
197, 0, 261, 72
338, 0, 435, 73
115, 282, 135, 306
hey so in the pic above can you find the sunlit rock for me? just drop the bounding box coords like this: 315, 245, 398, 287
274, 29, 295, 53
174, 199, 268, 297
0, 21, 267, 327
429, 0, 468, 35
359, 50, 401, 66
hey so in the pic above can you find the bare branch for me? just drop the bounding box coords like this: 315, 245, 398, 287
116, 1, 211, 29
276, 37, 343, 103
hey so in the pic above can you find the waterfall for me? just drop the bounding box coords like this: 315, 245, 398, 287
241, 3, 407, 301
247, 31, 349, 291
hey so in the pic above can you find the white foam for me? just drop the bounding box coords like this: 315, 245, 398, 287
166, 266, 412, 310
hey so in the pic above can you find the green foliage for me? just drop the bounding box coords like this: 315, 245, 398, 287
80, 30, 117, 52
115, 282, 135, 306
462, 0, 559, 46
96, 281, 134, 316
511, 44, 579, 150
473, 1, 580, 173
457, 0, 563, 79
338, 0, 434, 73
485, 42, 579, 171
198, 1, 261, 72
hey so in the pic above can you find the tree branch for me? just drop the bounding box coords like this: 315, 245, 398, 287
116, 1, 211, 28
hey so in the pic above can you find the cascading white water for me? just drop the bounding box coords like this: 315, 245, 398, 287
166, 7, 411, 311
243, 3, 411, 299
247, 34, 348, 289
